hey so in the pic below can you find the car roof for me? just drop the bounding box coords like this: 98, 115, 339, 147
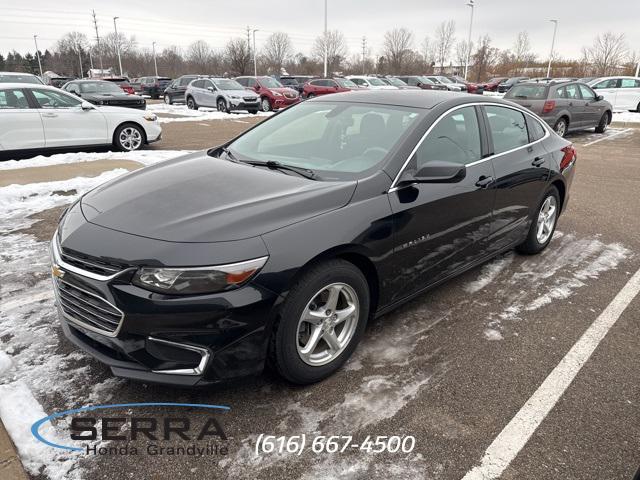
307, 89, 503, 109
0, 82, 53, 89
0, 71, 39, 76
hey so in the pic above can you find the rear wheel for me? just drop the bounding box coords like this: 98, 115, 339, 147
270, 259, 369, 384
306, 93, 315, 99
516, 186, 560, 255
113, 123, 145, 152
595, 112, 610, 133
553, 117, 568, 137
186, 96, 198, 110
261, 97, 272, 112
636, 102, 640, 113
164, 94, 172, 105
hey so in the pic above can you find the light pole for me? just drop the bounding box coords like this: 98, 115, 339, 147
464, 0, 475, 80
546, 19, 558, 78
635, 61, 639, 78
33, 35, 43, 79
323, 0, 328, 77
252, 29, 259, 76
113, 16, 123, 76
152, 41, 158, 76
76, 41, 83, 79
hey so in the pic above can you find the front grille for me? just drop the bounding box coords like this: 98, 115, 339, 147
60, 248, 125, 277
55, 278, 123, 335
243, 96, 257, 102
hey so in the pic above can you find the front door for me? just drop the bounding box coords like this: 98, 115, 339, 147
579, 84, 607, 127
29, 88, 108, 147
592, 78, 619, 109
388, 105, 496, 302
0, 88, 45, 151
563, 83, 587, 128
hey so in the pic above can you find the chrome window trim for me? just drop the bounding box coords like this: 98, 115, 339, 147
149, 337, 211, 376
51, 232, 130, 281
388, 101, 551, 192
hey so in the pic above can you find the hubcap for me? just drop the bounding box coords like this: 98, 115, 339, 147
262, 99, 270, 111
296, 283, 359, 366
556, 121, 566, 136
218, 100, 226, 112
536, 196, 557, 244
119, 127, 142, 151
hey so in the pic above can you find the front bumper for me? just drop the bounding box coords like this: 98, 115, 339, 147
144, 122, 163, 143
272, 97, 300, 109
229, 99, 260, 111
51, 230, 280, 386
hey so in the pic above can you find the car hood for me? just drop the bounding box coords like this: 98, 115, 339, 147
80, 152, 357, 243
224, 89, 258, 97
93, 105, 146, 114
84, 93, 143, 101
269, 87, 298, 95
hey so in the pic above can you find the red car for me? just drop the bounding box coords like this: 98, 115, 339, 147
102, 77, 135, 95
235, 76, 300, 112
446, 75, 484, 94
303, 77, 361, 98
481, 77, 509, 92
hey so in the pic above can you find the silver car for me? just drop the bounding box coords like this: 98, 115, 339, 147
185, 77, 260, 113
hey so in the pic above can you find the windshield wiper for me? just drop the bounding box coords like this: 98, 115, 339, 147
244, 160, 318, 180
220, 146, 240, 162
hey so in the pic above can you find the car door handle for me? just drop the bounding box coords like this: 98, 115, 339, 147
41, 112, 57, 118
475, 176, 494, 188
532, 156, 545, 167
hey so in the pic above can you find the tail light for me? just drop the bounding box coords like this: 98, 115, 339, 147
542, 100, 556, 113
560, 145, 576, 171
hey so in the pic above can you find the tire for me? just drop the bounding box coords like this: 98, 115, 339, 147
248, 109, 258, 114
516, 186, 560, 255
306, 93, 315, 99
270, 259, 370, 384
553, 117, 568, 137
595, 112, 610, 133
164, 94, 172, 105
261, 97, 272, 112
217, 98, 229, 113
113, 123, 145, 152
186, 96, 198, 110
636, 102, 640, 113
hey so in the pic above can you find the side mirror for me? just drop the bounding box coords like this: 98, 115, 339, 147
80, 101, 94, 110
398, 160, 466, 185
596, 95, 604, 101
207, 86, 215, 92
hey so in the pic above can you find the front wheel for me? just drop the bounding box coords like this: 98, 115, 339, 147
553, 118, 568, 137
261, 97, 272, 112
595, 112, 610, 133
270, 260, 369, 384
217, 98, 229, 113
164, 94, 172, 105
516, 187, 560, 255
186, 96, 198, 110
114, 124, 145, 152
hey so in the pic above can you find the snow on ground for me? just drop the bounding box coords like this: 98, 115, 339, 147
611, 111, 640, 123
0, 149, 191, 171
147, 103, 273, 123
0, 152, 186, 478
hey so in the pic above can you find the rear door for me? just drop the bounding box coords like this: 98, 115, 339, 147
482, 104, 551, 250
0, 88, 45, 150
388, 105, 496, 299
579, 84, 607, 127
564, 83, 587, 128
592, 78, 620, 108
617, 78, 640, 110
200, 79, 216, 107
29, 88, 108, 147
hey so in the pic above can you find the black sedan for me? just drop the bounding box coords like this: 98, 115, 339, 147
62, 80, 146, 110
51, 91, 575, 386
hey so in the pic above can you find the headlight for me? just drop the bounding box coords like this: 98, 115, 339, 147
271, 91, 283, 96
143, 113, 157, 121
132, 256, 268, 295
230, 95, 240, 99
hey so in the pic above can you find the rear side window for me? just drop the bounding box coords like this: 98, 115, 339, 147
593, 78, 619, 89
564, 84, 580, 99
621, 79, 640, 88
0, 89, 30, 109
526, 116, 546, 142
506, 85, 548, 99
485, 106, 528, 154
415, 106, 481, 167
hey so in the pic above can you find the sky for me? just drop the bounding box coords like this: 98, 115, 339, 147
2, 1, 639, 62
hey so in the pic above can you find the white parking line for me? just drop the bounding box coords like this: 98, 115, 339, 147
461, 266, 640, 480
582, 128, 632, 147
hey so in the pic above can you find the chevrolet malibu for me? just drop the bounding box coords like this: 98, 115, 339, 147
51, 90, 575, 386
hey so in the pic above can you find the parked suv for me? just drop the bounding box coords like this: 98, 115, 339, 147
589, 76, 640, 112
504, 81, 611, 137
133, 76, 172, 99
303, 78, 360, 98
497, 77, 529, 93
425, 76, 467, 92
345, 76, 397, 90
395, 76, 446, 90
280, 76, 315, 94
481, 77, 508, 92
235, 76, 300, 112
185, 77, 260, 113
380, 77, 420, 89
445, 75, 483, 94
164, 75, 204, 105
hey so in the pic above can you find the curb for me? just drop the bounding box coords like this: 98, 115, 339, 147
0, 418, 29, 480
610, 121, 640, 129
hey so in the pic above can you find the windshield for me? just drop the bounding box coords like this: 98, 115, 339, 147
335, 78, 358, 88
79, 82, 123, 94
366, 77, 386, 86
417, 77, 435, 85
260, 77, 283, 88
228, 101, 422, 177
387, 78, 407, 87
215, 79, 245, 90
436, 76, 453, 84
0, 74, 42, 84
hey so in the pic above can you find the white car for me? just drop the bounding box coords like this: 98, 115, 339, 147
0, 83, 162, 153
588, 76, 640, 111
345, 76, 397, 90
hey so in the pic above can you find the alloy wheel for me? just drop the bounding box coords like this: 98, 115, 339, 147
119, 127, 142, 151
261, 98, 271, 112
164, 95, 171, 105
217, 99, 227, 113
555, 120, 567, 137
536, 195, 557, 244
296, 283, 359, 366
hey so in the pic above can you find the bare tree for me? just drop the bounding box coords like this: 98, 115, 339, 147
472, 35, 498, 82
263, 32, 293, 74
513, 31, 534, 74
382, 28, 414, 73
455, 40, 473, 73
421, 36, 437, 72
225, 37, 251, 76
312, 30, 347, 74
435, 20, 456, 72
187, 40, 213, 72
586, 32, 628, 76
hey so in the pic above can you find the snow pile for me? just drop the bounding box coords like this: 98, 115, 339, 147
147, 103, 273, 123
611, 111, 640, 124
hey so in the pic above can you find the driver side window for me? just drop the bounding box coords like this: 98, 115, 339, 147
31, 89, 82, 109
414, 107, 482, 168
